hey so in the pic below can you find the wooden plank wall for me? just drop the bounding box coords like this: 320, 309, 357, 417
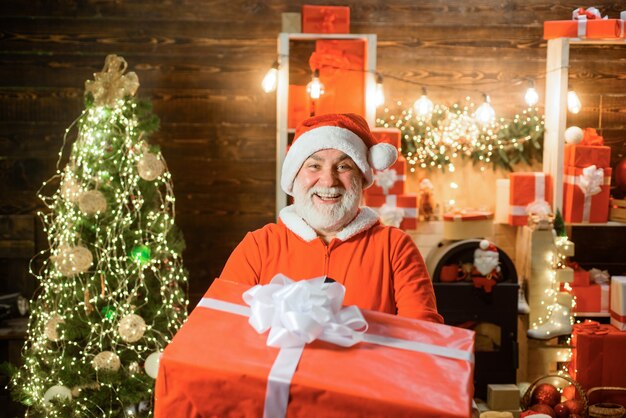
1, 1, 625, 304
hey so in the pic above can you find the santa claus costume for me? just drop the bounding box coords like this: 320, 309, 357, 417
219, 113, 442, 323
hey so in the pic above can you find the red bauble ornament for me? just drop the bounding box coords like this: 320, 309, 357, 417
615, 157, 626, 197
531, 383, 561, 407
553, 402, 569, 418
563, 399, 584, 415
530, 404, 556, 418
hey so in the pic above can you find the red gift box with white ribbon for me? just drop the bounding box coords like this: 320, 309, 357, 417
364, 193, 417, 230
302, 5, 350, 34
365, 157, 407, 196
544, 7, 625, 39
155, 278, 475, 417
563, 165, 612, 223
508, 172, 553, 226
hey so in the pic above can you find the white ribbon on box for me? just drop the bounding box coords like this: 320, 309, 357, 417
197, 275, 473, 418
564, 165, 608, 222
374, 168, 405, 194
572, 7, 604, 38
510, 173, 547, 217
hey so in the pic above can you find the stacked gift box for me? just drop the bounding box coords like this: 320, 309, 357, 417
363, 128, 418, 230
562, 264, 610, 315
562, 128, 612, 223
507, 172, 553, 226
568, 320, 626, 391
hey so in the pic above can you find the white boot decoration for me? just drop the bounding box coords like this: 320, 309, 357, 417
527, 293, 573, 340
518, 287, 530, 314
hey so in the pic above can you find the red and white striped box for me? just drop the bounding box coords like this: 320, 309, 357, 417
610, 276, 626, 331
364, 194, 417, 230
508, 172, 553, 226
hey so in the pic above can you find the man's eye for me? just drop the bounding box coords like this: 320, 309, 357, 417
338, 164, 353, 171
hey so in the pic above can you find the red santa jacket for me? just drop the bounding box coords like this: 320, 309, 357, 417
219, 206, 443, 323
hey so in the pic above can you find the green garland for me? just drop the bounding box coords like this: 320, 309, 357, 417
377, 100, 545, 172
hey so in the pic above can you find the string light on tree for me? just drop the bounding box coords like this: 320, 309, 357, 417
10, 55, 189, 417
377, 98, 544, 173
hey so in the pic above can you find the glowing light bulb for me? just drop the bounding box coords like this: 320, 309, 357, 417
525, 81, 539, 106
307, 69, 325, 99
413, 87, 433, 117
475, 94, 495, 125
374, 74, 385, 107
567, 90, 581, 113
261, 62, 279, 93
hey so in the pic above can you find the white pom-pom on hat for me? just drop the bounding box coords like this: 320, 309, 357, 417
281, 113, 398, 195
369, 143, 398, 170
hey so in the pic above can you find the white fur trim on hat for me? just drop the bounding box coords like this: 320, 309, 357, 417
281, 126, 397, 195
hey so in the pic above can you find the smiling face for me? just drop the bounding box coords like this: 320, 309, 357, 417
292, 148, 363, 236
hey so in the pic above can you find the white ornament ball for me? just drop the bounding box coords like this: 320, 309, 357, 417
54, 245, 93, 277
92, 351, 121, 372
44, 314, 64, 342
144, 351, 161, 379
564, 126, 584, 144
479, 239, 490, 250
118, 314, 146, 343
43, 385, 72, 404
60, 176, 82, 203
137, 152, 165, 181
78, 189, 108, 215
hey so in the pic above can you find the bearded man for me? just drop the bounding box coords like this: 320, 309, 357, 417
219, 113, 442, 323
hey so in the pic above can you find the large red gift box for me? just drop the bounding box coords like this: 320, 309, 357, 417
508, 172, 553, 226
365, 156, 408, 196
610, 276, 626, 331
569, 321, 626, 391
571, 283, 609, 313
563, 166, 612, 223
302, 5, 350, 34
364, 194, 417, 230
155, 279, 475, 417
564, 143, 611, 168
310, 40, 366, 117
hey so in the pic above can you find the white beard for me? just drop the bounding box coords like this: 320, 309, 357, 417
474, 251, 499, 276
292, 175, 362, 234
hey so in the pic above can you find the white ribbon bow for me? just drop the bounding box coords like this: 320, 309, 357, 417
243, 275, 368, 348
572, 7, 605, 38
374, 169, 399, 194
577, 165, 604, 196
379, 204, 405, 228
589, 268, 610, 285
525, 199, 552, 217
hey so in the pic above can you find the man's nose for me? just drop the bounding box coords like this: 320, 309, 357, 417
318, 168, 339, 187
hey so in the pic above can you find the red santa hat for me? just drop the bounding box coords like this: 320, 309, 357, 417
281, 113, 398, 195
479, 239, 498, 253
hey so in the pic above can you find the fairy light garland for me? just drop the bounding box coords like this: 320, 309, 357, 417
11, 90, 189, 417
377, 98, 545, 172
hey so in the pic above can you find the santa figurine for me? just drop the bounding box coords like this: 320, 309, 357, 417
471, 239, 501, 293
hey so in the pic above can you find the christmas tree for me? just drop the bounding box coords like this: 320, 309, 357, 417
10, 55, 189, 417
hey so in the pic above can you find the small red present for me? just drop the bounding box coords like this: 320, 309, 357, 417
573, 268, 590, 287
364, 194, 417, 230
372, 128, 402, 149
310, 39, 366, 117
569, 321, 626, 391
544, 7, 625, 39
563, 165, 612, 223
610, 276, 626, 331
155, 278, 475, 417
302, 5, 350, 34
564, 128, 611, 168
508, 172, 553, 226
366, 157, 407, 196
571, 283, 610, 313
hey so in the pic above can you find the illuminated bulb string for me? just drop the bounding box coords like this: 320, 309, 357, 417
12, 97, 189, 417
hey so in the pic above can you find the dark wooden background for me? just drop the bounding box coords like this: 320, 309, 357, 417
1, 0, 625, 305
